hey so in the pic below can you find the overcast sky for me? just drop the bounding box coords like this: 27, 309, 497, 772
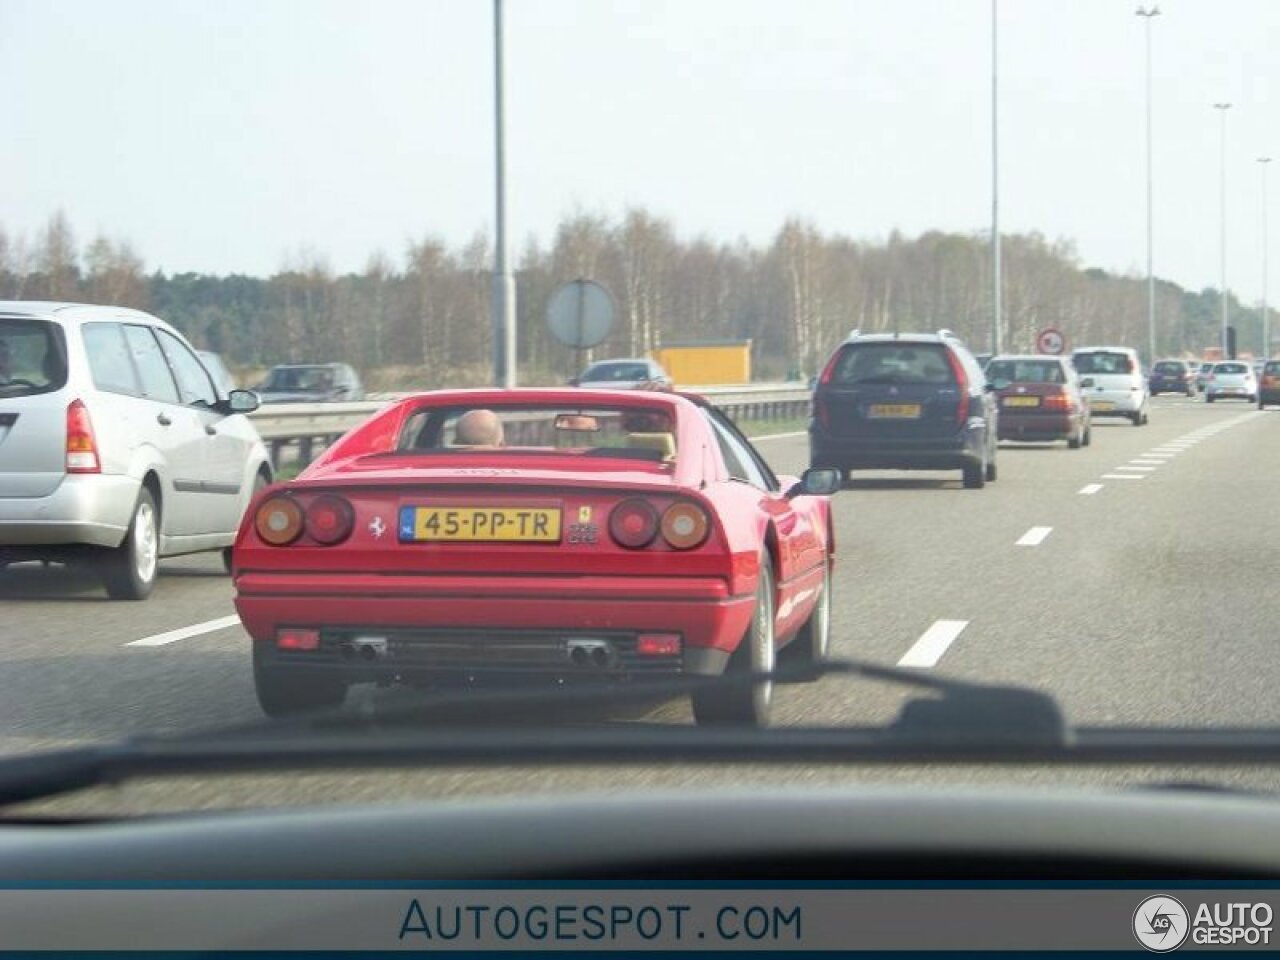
1, 0, 1276, 301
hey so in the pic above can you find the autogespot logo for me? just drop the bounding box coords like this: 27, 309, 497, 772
1133, 895, 1190, 952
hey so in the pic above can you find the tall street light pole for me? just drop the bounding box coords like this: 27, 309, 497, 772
1214, 103, 1232, 358
1136, 6, 1160, 365
1262, 157, 1273, 359
991, 0, 1002, 356
492, 0, 517, 387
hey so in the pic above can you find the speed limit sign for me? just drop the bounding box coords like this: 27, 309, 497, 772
1036, 327, 1066, 355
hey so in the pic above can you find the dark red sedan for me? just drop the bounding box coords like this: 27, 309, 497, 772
986, 355, 1091, 448
231, 389, 839, 727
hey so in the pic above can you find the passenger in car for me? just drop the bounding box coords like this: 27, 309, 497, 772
454, 409, 506, 448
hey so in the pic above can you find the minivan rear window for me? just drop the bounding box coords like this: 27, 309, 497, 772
1215, 363, 1248, 374
1072, 352, 1134, 375
829, 343, 956, 386
0, 317, 68, 397
1153, 361, 1185, 373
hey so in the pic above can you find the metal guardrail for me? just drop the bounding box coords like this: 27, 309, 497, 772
249, 384, 812, 468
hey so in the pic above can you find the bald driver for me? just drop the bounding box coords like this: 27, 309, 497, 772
454, 409, 505, 448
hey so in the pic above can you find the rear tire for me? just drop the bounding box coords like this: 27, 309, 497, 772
1083, 425, 1092, 446
692, 556, 775, 727
253, 645, 347, 718
1067, 429, 1082, 449
984, 457, 997, 482
101, 487, 159, 601
962, 460, 985, 489
1206, 394, 1216, 404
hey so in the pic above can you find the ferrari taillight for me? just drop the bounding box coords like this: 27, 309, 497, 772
305, 495, 354, 545
255, 496, 305, 546
276, 628, 320, 651
660, 501, 710, 550
609, 499, 659, 549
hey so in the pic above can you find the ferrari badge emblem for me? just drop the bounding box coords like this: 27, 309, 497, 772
578, 506, 592, 523
368, 516, 386, 539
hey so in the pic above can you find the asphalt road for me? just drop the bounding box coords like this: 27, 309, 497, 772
4, 395, 1280, 814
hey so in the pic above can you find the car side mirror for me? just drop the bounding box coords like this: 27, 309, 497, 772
786, 467, 842, 499
226, 389, 260, 414
1080, 377, 1095, 388
567, 377, 580, 387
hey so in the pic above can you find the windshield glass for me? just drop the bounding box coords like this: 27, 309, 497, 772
6, 1, 1280, 825
581, 362, 650, 382
1071, 352, 1134, 375
261, 366, 335, 392
393, 402, 677, 461
986, 359, 1064, 384
831, 344, 955, 385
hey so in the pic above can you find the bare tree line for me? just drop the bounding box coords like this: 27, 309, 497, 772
0, 210, 1257, 387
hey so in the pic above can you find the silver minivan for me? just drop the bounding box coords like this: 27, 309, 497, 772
0, 302, 271, 599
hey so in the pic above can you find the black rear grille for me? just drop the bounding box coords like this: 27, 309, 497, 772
305, 628, 684, 675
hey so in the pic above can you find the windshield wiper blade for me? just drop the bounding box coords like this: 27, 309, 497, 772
6, 661, 1280, 809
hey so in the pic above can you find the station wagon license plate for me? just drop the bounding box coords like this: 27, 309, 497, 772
1003, 396, 1040, 407
1091, 401, 1115, 411
399, 506, 562, 542
867, 404, 922, 419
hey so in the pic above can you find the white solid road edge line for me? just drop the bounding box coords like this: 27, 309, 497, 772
127, 614, 242, 648
897, 619, 969, 669
1016, 526, 1053, 547
1078, 483, 1104, 495
1102, 473, 1145, 480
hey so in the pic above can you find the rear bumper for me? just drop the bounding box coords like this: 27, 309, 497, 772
0, 474, 138, 548
1259, 389, 1280, 404
1206, 386, 1254, 399
1149, 380, 1193, 393
997, 413, 1076, 441
809, 423, 983, 471
1086, 393, 1144, 416
235, 572, 751, 679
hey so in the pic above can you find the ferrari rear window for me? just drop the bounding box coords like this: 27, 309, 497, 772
394, 404, 678, 463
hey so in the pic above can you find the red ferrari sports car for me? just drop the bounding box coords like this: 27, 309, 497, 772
231, 389, 839, 726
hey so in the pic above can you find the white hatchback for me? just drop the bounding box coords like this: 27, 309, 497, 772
0, 302, 271, 599
1071, 346, 1150, 426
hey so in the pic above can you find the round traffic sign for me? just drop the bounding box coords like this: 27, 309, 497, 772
546, 279, 615, 349
1036, 327, 1066, 355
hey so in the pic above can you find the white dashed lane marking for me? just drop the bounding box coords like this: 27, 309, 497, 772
1078, 483, 1104, 495
897, 620, 968, 669
1016, 526, 1053, 547
127, 615, 242, 648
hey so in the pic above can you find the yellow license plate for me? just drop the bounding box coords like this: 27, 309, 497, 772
1003, 396, 1041, 407
399, 506, 562, 542
1091, 401, 1115, 411
868, 404, 922, 419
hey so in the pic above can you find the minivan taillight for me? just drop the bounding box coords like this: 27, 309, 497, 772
65, 400, 101, 473
817, 351, 842, 385
944, 350, 970, 424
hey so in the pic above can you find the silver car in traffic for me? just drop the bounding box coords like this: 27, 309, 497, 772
1204, 361, 1258, 403
0, 302, 272, 599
